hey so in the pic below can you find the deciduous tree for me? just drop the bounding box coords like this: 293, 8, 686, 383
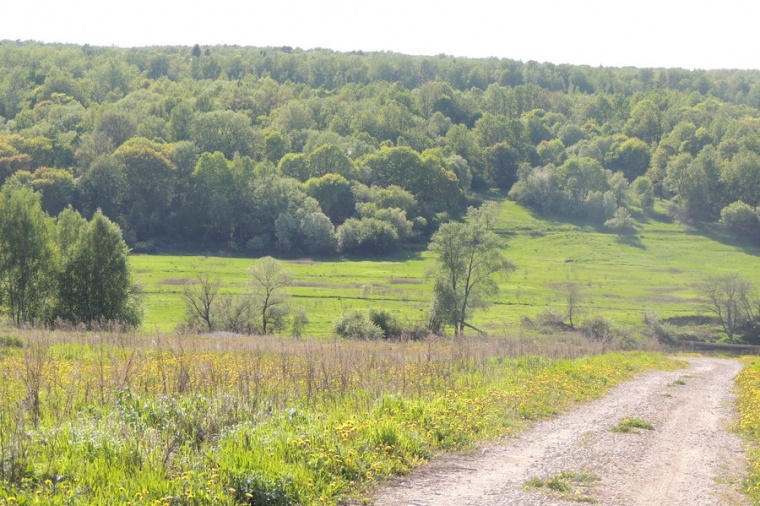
428, 205, 515, 336
248, 257, 293, 334
0, 185, 55, 325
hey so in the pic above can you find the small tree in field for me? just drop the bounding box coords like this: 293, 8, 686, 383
428, 204, 515, 336
182, 272, 220, 332
702, 274, 757, 341
248, 256, 293, 334
553, 281, 584, 328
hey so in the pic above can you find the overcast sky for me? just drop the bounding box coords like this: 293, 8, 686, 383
3, 0, 759, 70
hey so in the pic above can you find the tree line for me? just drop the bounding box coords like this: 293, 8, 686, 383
2, 42, 760, 254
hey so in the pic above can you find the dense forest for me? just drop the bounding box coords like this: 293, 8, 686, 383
2, 41, 760, 255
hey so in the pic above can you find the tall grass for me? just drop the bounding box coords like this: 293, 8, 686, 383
0, 329, 678, 504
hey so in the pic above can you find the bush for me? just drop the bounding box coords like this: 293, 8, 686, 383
643, 312, 677, 345
604, 207, 636, 234
336, 217, 400, 255
720, 201, 760, 239
333, 311, 384, 339
581, 316, 614, 342
369, 309, 402, 340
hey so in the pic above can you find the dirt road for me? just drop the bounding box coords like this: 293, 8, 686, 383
371, 357, 748, 505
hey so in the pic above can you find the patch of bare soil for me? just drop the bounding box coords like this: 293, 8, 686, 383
371, 357, 748, 506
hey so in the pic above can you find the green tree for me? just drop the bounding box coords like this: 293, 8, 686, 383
191, 110, 254, 159
55, 210, 141, 327
303, 173, 355, 224
76, 154, 127, 221
113, 137, 176, 239
606, 137, 651, 181
307, 144, 356, 179
31, 167, 76, 216
264, 130, 289, 165
428, 205, 515, 336
721, 149, 760, 208
0, 185, 55, 325
248, 256, 293, 334
631, 176, 655, 214
719, 201, 760, 239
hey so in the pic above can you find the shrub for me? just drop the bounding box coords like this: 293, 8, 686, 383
719, 200, 759, 239
369, 309, 402, 340
333, 311, 384, 339
643, 312, 677, 345
582, 316, 614, 342
604, 207, 636, 234
336, 217, 400, 255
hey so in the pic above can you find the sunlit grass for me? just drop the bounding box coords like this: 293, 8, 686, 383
0, 330, 680, 505
131, 199, 760, 336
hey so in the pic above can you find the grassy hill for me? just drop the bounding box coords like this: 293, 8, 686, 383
132, 199, 760, 337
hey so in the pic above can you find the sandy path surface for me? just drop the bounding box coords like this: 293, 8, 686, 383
371, 357, 748, 506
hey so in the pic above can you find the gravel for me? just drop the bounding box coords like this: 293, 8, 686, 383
371, 357, 748, 506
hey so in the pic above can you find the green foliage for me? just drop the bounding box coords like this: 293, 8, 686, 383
336, 217, 400, 255
604, 207, 636, 234
0, 334, 23, 348
719, 200, 760, 240
368, 308, 402, 339
0, 184, 55, 325
428, 204, 515, 335
54, 210, 142, 327
303, 173, 355, 224
1, 42, 759, 254
334, 310, 384, 339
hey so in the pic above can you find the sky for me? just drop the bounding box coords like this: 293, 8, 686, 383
3, 0, 759, 70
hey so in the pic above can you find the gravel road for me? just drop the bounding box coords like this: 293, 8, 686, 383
371, 357, 748, 506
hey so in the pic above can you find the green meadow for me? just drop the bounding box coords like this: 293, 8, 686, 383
132, 199, 760, 336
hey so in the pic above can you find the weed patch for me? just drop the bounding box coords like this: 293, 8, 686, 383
612, 417, 655, 433
525, 470, 600, 502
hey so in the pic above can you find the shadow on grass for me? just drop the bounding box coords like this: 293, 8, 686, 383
684, 223, 760, 257
616, 233, 646, 249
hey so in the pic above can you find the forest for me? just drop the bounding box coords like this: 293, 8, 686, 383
2, 40, 760, 257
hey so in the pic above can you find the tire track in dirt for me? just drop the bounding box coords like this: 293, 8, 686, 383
371, 357, 748, 506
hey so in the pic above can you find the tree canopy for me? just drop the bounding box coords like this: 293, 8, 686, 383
2, 41, 760, 254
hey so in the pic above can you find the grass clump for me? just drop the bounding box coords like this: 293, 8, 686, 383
611, 417, 655, 433
525, 470, 600, 502
668, 378, 687, 386
0, 334, 22, 348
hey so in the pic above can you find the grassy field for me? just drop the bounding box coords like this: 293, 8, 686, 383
0, 330, 680, 505
132, 199, 760, 336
